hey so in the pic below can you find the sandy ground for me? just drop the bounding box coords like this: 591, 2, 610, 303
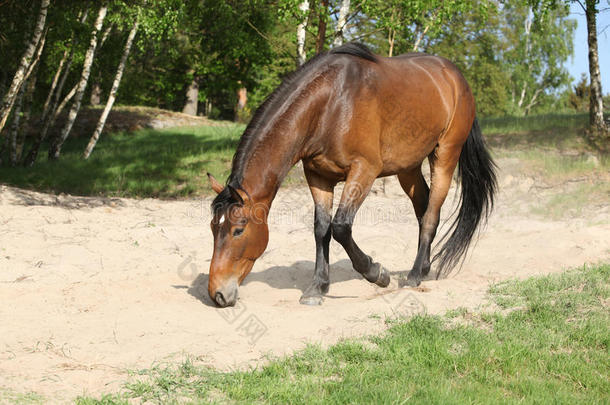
1, 158, 608, 403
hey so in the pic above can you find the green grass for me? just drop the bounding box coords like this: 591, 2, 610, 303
77, 263, 609, 404
482, 112, 608, 220
0, 388, 44, 405
529, 182, 610, 220
0, 125, 244, 198
492, 148, 610, 186
480, 112, 590, 150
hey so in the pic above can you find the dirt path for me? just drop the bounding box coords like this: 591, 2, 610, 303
1, 158, 608, 402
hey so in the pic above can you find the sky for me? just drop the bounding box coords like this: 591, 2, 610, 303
566, 3, 609, 94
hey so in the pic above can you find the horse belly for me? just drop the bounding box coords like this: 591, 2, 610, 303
378, 113, 446, 176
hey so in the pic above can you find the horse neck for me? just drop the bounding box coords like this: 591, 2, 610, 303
239, 121, 306, 208
237, 67, 335, 208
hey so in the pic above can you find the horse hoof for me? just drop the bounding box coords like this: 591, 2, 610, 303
399, 276, 421, 288
299, 295, 324, 306
374, 263, 390, 288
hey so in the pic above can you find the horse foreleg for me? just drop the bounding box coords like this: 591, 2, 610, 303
300, 169, 335, 305
331, 161, 390, 288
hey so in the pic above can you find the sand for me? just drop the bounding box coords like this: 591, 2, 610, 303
1, 158, 608, 402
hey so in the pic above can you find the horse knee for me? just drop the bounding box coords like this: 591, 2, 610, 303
331, 220, 351, 245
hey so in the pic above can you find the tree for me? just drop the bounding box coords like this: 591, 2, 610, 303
531, 0, 608, 134
0, 0, 49, 134
569, 73, 590, 110
502, 1, 575, 115
361, 0, 483, 57
315, 0, 330, 53
425, 2, 510, 116
333, 0, 350, 46
296, 0, 310, 65
581, 0, 607, 132
182, 69, 199, 116
83, 10, 140, 159
48, 3, 108, 160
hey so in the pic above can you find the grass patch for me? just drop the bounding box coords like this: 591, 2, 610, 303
0, 388, 44, 405
0, 125, 244, 198
78, 263, 609, 404
529, 182, 610, 220
481, 112, 589, 151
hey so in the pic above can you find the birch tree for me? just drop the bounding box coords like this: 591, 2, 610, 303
362, 0, 482, 56
296, 0, 309, 66
504, 1, 574, 115
0, 0, 49, 134
48, 3, 109, 160
333, 0, 350, 47
83, 13, 140, 159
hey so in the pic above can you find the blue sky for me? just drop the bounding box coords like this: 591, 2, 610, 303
566, 3, 609, 94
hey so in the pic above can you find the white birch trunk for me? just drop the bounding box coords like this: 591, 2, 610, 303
517, 10, 532, 111
16, 72, 37, 163
41, 8, 88, 125
23, 8, 89, 166
296, 0, 309, 66
41, 48, 69, 123
0, 0, 49, 133
49, 4, 108, 160
333, 0, 350, 47
3, 87, 25, 166
83, 16, 139, 159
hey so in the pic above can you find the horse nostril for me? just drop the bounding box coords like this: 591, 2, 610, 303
215, 292, 227, 307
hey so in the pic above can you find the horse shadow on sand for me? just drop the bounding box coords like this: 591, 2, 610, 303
184, 259, 425, 307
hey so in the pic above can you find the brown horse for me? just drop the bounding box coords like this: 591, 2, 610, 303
207, 43, 496, 307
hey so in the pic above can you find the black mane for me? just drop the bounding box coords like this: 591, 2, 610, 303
329, 42, 377, 62
212, 43, 377, 215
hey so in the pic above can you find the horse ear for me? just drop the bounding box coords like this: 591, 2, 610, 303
207, 173, 224, 194
227, 184, 245, 205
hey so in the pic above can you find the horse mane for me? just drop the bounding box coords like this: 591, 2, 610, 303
212, 43, 377, 215
329, 42, 377, 62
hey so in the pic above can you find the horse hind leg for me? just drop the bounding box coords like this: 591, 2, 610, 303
300, 169, 335, 305
331, 160, 390, 288
400, 141, 462, 287
397, 166, 431, 276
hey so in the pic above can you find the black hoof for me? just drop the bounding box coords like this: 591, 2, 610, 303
399, 271, 421, 288
374, 263, 390, 288
299, 295, 324, 305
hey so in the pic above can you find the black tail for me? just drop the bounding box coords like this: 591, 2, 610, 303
433, 117, 497, 277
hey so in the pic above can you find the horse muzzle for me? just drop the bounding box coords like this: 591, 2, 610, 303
211, 282, 239, 307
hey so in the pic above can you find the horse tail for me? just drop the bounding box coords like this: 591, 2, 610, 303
433, 117, 497, 277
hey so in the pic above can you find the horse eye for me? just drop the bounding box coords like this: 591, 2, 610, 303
233, 228, 244, 237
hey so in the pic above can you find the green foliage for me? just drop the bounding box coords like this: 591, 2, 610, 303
501, 1, 574, 115
77, 263, 610, 404
569, 73, 591, 111
0, 0, 590, 161
425, 1, 510, 116
362, 0, 490, 54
